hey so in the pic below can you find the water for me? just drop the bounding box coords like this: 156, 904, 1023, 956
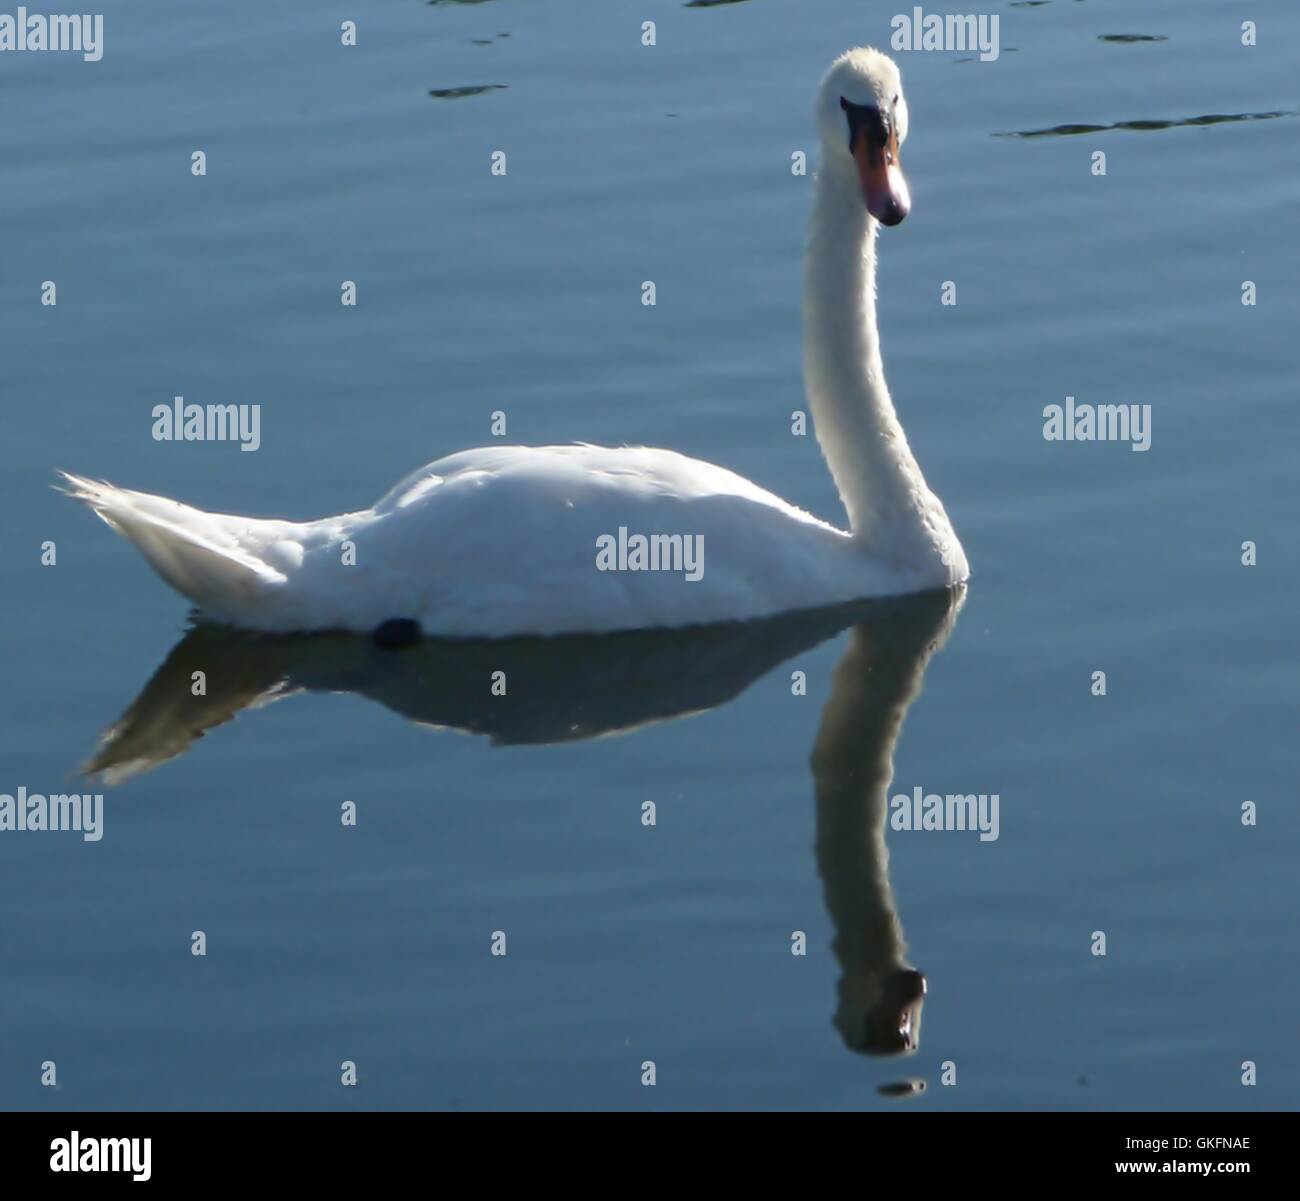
2, 0, 1296, 1110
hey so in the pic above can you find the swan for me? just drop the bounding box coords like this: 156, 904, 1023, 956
61, 47, 968, 641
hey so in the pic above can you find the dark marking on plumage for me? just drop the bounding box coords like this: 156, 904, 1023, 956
840, 96, 891, 150
373, 618, 423, 649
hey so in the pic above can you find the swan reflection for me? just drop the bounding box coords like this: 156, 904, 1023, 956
86, 589, 963, 1063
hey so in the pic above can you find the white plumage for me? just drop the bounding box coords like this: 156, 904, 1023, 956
61, 47, 968, 640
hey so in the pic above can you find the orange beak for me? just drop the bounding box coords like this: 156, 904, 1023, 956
852, 122, 910, 226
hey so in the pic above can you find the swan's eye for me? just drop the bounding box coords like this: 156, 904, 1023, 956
840, 97, 890, 151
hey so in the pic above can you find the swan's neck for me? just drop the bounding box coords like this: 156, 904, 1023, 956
804, 157, 944, 554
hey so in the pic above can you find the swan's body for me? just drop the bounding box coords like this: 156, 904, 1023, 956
62, 48, 968, 640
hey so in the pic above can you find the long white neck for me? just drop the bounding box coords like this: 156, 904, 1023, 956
804, 154, 958, 575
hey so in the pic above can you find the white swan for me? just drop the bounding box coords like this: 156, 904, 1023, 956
62, 47, 967, 640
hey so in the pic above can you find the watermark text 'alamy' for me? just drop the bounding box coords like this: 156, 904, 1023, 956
0, 8, 102, 61
891, 6, 999, 62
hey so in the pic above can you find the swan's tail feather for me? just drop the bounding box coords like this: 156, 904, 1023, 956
57, 472, 287, 619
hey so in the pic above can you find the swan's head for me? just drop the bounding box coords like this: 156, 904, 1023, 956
837, 966, 927, 1057
816, 47, 911, 226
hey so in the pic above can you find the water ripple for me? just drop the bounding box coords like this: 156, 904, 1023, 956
428, 84, 508, 100
996, 110, 1293, 138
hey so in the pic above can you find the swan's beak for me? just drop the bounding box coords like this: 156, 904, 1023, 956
853, 120, 910, 227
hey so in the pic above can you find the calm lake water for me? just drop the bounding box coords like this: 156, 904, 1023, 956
3, 0, 1297, 1110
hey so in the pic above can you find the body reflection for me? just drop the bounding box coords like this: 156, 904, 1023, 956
86, 589, 963, 1061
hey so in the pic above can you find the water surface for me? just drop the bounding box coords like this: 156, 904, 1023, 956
2, 0, 1297, 1110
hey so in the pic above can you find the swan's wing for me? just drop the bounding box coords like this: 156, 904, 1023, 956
283, 445, 857, 637
373, 444, 829, 517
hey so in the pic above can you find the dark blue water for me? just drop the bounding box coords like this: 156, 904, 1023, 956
2, 0, 1296, 1109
